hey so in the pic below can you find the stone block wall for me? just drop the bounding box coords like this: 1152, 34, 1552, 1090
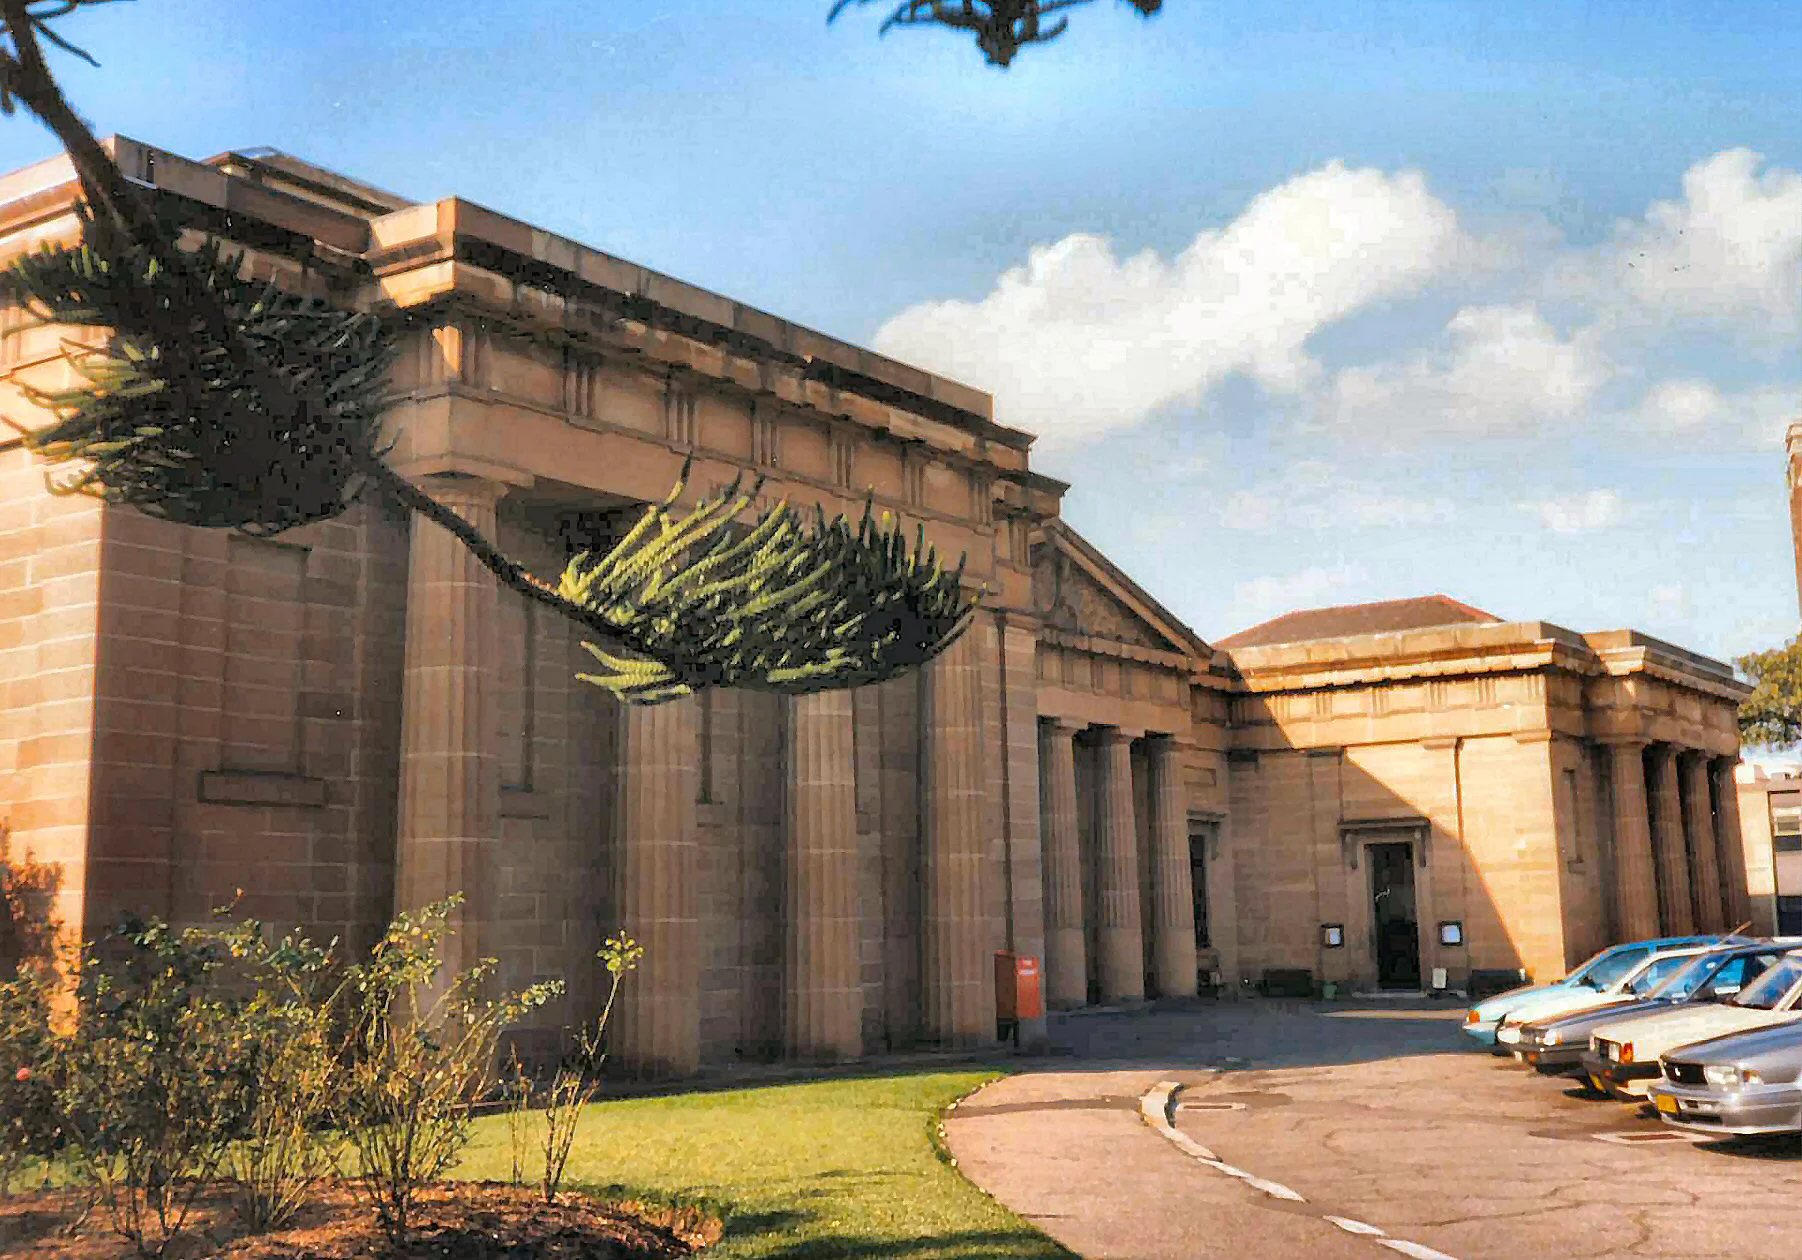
0, 439, 103, 948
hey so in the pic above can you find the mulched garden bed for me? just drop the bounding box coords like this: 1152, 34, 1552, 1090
0, 1180, 721, 1259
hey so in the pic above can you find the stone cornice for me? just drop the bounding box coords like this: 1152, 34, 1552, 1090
0, 138, 1040, 479
363, 196, 1026, 447
1037, 626, 1202, 674
1225, 618, 1749, 704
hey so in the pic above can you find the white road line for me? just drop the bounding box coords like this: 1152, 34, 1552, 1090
1240, 1174, 1307, 1202
1376, 1240, 1462, 1260
1593, 1129, 1713, 1145
1325, 1216, 1388, 1237
1136, 1082, 1470, 1260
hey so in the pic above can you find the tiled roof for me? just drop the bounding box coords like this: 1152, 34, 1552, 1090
1215, 594, 1502, 650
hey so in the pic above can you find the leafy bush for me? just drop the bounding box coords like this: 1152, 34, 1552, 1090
0, 824, 65, 1196
337, 896, 561, 1243
59, 917, 263, 1258
220, 925, 345, 1233
0, 962, 61, 1195
536, 931, 642, 1205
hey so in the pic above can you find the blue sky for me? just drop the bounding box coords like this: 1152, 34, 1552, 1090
6, 1, 1802, 662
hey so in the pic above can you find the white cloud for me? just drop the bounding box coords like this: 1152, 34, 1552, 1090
874, 147, 1802, 457
1226, 561, 1370, 630
1320, 303, 1611, 438
1630, 377, 1796, 448
1515, 488, 1626, 534
1219, 461, 1455, 531
1584, 148, 1802, 329
1648, 583, 1692, 622
873, 161, 1471, 450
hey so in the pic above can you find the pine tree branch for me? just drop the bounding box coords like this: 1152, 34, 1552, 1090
363, 458, 643, 656
0, 0, 312, 445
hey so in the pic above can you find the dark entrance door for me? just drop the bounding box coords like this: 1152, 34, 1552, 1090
1368, 841, 1421, 989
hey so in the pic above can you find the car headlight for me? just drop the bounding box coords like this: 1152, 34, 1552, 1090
1589, 1034, 1600, 1052
1702, 1064, 1764, 1088
1497, 1024, 1522, 1044
1542, 1028, 1561, 1047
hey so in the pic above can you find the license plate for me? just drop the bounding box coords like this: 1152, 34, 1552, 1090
1654, 1093, 1679, 1116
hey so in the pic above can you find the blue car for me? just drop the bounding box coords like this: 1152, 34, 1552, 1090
1462, 936, 1726, 1047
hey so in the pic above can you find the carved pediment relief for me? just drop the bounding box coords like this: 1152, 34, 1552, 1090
1032, 540, 1171, 652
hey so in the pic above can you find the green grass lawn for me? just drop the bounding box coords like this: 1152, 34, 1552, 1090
454, 1069, 1072, 1260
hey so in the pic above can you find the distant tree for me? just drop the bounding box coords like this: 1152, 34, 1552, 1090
829, 0, 1163, 66
0, 0, 977, 704
1736, 636, 1802, 749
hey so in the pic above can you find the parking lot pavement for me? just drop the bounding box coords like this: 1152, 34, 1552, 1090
944, 1069, 1388, 1260
1165, 1003, 1802, 1260
945, 998, 1802, 1260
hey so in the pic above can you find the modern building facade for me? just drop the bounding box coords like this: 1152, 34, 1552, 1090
0, 140, 1754, 1075
1735, 765, 1802, 936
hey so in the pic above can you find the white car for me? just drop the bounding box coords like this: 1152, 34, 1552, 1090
1493, 944, 1715, 1049
1583, 949, 1802, 1099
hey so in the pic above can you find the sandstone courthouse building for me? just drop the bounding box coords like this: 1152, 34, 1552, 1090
0, 141, 1754, 1074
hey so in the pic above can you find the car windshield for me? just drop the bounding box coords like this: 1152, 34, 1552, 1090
1581, 948, 1649, 990
1731, 956, 1802, 1010
1564, 947, 1614, 985
1633, 953, 1710, 997
1623, 953, 1696, 996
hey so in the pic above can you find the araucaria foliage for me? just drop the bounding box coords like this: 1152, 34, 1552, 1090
1, 233, 396, 536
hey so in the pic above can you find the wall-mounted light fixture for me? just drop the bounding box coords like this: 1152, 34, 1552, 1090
1321, 923, 1345, 949
1438, 920, 1464, 947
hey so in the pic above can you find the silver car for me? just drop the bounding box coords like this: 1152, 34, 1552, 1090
1648, 1021, 1802, 1137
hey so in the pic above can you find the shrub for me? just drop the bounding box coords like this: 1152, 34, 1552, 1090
337, 896, 561, 1244
0, 825, 65, 1196
59, 917, 263, 1258
0, 962, 61, 1194
219, 924, 345, 1234
535, 931, 642, 1205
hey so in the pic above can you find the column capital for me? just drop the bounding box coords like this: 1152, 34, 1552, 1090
1041, 716, 1085, 737
1095, 725, 1145, 743
1596, 735, 1651, 750
394, 460, 534, 499
995, 608, 1043, 633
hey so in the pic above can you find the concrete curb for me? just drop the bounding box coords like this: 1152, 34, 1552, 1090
1135, 1080, 1464, 1259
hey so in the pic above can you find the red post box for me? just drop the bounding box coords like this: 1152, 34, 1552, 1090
995, 952, 1044, 1031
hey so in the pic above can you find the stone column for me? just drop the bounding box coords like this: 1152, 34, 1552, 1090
1147, 735, 1198, 998
783, 691, 863, 1060
395, 476, 504, 980
1712, 758, 1753, 928
1093, 727, 1145, 1004
1038, 719, 1087, 1009
1647, 744, 1695, 935
611, 696, 701, 1078
921, 625, 991, 1047
1606, 741, 1661, 941
1679, 751, 1724, 932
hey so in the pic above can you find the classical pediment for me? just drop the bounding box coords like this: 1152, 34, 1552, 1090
1030, 522, 1208, 659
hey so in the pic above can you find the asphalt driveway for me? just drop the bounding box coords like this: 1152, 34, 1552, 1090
943, 998, 1802, 1260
